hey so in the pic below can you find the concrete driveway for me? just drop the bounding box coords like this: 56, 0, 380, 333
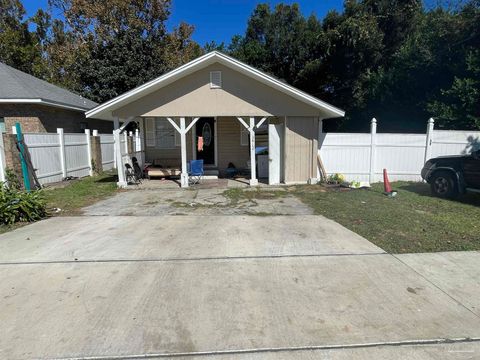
1, 190, 480, 359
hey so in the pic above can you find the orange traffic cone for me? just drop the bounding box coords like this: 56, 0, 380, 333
383, 169, 393, 195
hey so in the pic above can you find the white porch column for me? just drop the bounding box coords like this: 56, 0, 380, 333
179, 117, 188, 188
113, 117, 120, 169
249, 117, 258, 186
114, 129, 127, 188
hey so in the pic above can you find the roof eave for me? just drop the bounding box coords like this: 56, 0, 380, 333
0, 98, 94, 112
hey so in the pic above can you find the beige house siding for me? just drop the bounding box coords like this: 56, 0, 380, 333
0, 104, 112, 134
217, 117, 249, 174
113, 63, 327, 119
284, 116, 319, 183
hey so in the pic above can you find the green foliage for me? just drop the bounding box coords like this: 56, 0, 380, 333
0, 185, 47, 225
229, 1, 480, 131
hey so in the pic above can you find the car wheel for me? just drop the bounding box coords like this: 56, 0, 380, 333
430, 171, 458, 198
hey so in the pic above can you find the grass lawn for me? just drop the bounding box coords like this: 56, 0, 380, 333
0, 172, 118, 235
293, 182, 480, 253
43, 172, 118, 215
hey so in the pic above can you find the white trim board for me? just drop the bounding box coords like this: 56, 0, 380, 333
0, 98, 93, 112
86, 51, 345, 120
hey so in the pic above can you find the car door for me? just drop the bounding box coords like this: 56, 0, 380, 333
463, 150, 480, 188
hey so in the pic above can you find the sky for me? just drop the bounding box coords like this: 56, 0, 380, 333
21, 0, 344, 45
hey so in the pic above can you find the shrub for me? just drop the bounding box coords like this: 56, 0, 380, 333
0, 185, 47, 225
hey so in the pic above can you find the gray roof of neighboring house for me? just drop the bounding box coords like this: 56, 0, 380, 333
0, 62, 97, 111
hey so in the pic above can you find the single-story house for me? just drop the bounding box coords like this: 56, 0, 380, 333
86, 51, 345, 187
0, 62, 112, 134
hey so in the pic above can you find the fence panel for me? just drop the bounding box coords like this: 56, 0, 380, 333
99, 134, 115, 170
63, 133, 90, 178
23, 133, 63, 184
431, 130, 480, 158
319, 125, 480, 183
375, 133, 426, 182
319, 133, 371, 182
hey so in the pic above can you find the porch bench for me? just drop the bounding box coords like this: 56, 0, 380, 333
146, 159, 181, 179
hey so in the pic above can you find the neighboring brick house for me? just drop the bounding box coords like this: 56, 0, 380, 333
0, 62, 113, 134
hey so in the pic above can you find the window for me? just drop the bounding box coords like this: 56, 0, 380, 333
210, 71, 222, 88
0, 118, 5, 133
240, 125, 249, 146
79, 122, 88, 131
155, 118, 177, 149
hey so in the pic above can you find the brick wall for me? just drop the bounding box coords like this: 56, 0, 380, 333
2, 134, 22, 184
0, 103, 113, 134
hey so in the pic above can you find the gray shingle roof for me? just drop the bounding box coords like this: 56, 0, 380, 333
0, 62, 97, 111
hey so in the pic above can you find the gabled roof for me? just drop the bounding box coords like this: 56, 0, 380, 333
86, 51, 345, 120
0, 62, 97, 111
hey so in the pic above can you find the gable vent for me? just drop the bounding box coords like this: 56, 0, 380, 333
210, 71, 222, 88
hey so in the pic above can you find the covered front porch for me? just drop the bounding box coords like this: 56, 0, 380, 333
113, 115, 277, 188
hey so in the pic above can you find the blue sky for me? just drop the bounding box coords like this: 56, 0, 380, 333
22, 0, 344, 45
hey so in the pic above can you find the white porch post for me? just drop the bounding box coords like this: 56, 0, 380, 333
179, 117, 188, 188
114, 128, 127, 187
113, 117, 120, 169
249, 117, 258, 186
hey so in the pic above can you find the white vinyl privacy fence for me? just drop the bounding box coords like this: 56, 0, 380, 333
99, 134, 115, 171
15, 129, 122, 185
319, 119, 480, 183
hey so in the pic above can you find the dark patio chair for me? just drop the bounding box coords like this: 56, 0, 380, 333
125, 163, 140, 185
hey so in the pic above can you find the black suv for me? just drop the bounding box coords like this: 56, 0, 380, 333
421, 149, 480, 198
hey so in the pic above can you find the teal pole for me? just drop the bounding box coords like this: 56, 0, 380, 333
15, 122, 31, 191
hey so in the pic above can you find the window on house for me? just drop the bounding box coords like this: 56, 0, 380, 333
0, 118, 5, 133
155, 118, 177, 149
79, 122, 88, 131
240, 125, 249, 146
210, 71, 222, 88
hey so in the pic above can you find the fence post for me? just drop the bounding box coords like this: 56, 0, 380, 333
92, 129, 98, 136
424, 118, 434, 163
85, 129, 93, 176
57, 128, 67, 179
0, 133, 6, 183
369, 118, 377, 183
123, 132, 128, 154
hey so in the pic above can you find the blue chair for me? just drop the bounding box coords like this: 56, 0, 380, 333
188, 159, 204, 185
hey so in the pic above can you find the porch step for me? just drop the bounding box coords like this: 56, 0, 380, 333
202, 168, 219, 179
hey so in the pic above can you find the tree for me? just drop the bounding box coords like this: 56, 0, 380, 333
0, 0, 46, 76
46, 0, 201, 102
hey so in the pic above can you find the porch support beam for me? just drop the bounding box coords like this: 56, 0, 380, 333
236, 116, 262, 186
185, 117, 200, 133
248, 117, 258, 186
256, 117, 267, 129
179, 117, 188, 188
166, 117, 181, 133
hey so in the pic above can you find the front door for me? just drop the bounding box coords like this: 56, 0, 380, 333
195, 117, 215, 165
